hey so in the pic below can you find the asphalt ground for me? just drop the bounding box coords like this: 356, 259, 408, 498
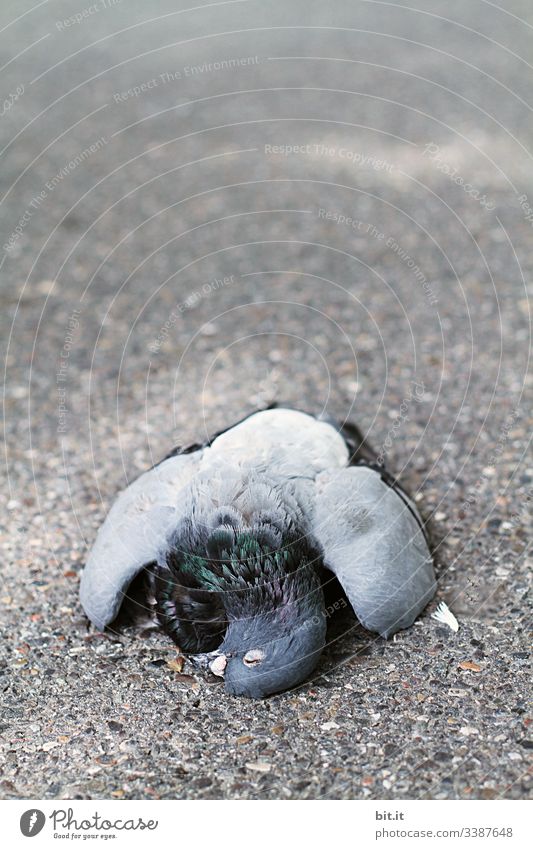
0, 0, 531, 799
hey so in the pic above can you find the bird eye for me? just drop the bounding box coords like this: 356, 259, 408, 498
243, 649, 265, 667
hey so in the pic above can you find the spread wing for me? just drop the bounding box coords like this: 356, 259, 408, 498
312, 466, 436, 638
79, 449, 203, 630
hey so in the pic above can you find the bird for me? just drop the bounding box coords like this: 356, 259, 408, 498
80, 406, 436, 698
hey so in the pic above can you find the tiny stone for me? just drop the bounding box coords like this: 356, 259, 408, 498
320, 721, 340, 731
246, 761, 272, 773
236, 735, 253, 745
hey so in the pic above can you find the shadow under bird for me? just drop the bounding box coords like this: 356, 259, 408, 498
80, 407, 436, 698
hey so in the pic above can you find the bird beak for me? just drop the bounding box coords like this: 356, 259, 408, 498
209, 654, 228, 677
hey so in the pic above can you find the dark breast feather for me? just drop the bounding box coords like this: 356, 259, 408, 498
153, 554, 227, 653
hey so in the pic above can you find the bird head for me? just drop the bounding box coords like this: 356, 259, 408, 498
209, 554, 327, 698
217, 617, 326, 698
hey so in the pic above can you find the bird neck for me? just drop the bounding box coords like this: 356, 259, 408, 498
215, 533, 324, 627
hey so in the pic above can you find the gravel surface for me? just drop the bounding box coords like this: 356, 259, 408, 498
0, 0, 531, 800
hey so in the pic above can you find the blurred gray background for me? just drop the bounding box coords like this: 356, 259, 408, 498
0, 0, 531, 800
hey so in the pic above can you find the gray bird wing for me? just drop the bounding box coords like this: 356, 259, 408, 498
79, 450, 203, 630
312, 466, 436, 638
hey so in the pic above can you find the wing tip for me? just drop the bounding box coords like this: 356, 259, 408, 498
79, 575, 119, 632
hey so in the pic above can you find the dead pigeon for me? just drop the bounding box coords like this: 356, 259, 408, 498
80, 407, 436, 698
